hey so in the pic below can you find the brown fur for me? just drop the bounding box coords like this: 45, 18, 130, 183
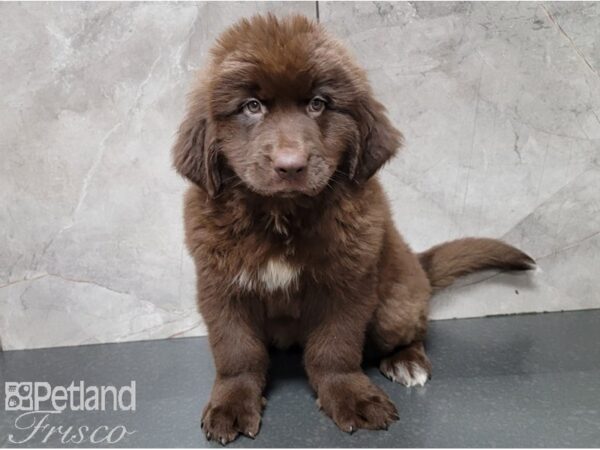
419, 237, 536, 290
172, 14, 535, 444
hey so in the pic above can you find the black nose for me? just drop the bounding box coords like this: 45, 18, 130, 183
273, 152, 307, 180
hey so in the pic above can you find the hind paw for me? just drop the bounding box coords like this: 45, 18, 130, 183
380, 342, 432, 387
380, 359, 430, 387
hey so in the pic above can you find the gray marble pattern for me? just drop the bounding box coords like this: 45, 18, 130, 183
1, 2, 599, 350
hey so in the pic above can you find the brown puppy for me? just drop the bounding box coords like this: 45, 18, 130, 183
172, 14, 535, 444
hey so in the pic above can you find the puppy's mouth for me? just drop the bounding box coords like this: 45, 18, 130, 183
241, 170, 329, 198
237, 155, 336, 199
252, 179, 323, 198
272, 176, 313, 195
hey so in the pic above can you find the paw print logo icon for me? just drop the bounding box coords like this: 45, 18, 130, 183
4, 382, 33, 411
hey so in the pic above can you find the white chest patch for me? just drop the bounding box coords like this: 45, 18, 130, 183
236, 257, 300, 292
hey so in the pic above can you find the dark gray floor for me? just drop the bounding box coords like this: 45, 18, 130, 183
1, 310, 600, 448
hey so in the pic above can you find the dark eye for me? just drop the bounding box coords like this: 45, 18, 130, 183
308, 96, 326, 114
244, 99, 263, 115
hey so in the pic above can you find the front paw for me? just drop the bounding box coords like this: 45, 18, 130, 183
317, 373, 398, 432
201, 394, 264, 445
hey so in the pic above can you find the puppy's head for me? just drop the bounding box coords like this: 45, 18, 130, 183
173, 14, 402, 198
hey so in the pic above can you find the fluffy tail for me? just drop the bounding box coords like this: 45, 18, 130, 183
418, 238, 536, 290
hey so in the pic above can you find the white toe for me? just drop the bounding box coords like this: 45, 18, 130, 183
386, 361, 429, 387
409, 363, 429, 387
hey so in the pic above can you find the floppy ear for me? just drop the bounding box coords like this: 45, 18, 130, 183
349, 96, 403, 182
172, 94, 221, 197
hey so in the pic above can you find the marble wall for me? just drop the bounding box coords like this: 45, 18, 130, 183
1, 2, 598, 350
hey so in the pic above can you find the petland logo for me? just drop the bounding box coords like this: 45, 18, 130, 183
4, 381, 137, 445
